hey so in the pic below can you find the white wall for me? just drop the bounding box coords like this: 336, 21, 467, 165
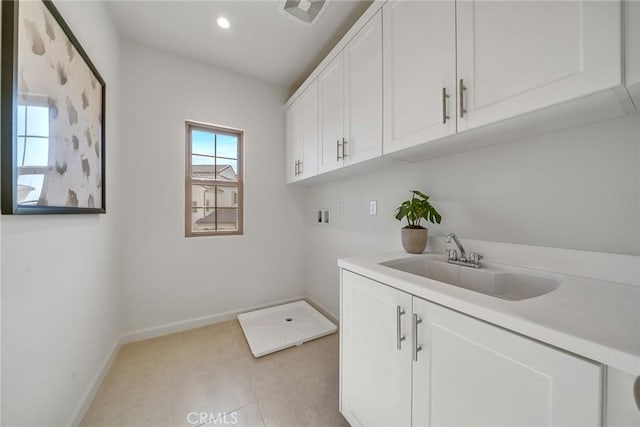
306, 114, 640, 316
1, 1, 122, 426
119, 42, 307, 333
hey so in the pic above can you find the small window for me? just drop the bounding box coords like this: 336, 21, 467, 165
185, 121, 243, 236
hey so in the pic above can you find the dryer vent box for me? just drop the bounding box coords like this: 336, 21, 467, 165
280, 0, 329, 25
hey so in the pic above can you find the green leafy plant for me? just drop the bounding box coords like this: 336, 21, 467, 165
394, 190, 442, 229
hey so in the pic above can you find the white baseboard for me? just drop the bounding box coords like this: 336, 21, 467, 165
70, 294, 337, 426
120, 295, 306, 344
68, 337, 122, 427
304, 296, 339, 327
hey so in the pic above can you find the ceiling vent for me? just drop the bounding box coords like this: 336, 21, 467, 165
280, 0, 329, 25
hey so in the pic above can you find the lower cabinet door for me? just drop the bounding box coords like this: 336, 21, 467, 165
412, 297, 603, 426
340, 270, 412, 427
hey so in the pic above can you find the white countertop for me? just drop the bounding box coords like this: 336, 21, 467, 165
338, 252, 640, 376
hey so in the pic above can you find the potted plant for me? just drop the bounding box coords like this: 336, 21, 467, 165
394, 190, 442, 254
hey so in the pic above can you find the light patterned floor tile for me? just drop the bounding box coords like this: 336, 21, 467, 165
81, 320, 342, 427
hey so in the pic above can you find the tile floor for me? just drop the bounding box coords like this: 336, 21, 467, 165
81, 320, 347, 427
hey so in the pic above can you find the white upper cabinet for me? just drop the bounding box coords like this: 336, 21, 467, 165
456, 0, 622, 132
285, 101, 301, 183
343, 10, 383, 166
286, 81, 319, 183
319, 10, 383, 173
383, 0, 456, 155
298, 81, 319, 179
318, 53, 345, 174
287, 0, 628, 180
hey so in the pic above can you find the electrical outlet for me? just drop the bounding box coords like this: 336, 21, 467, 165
369, 200, 377, 215
323, 209, 330, 224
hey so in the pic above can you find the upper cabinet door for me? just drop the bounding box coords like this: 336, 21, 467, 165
285, 102, 300, 184
382, 0, 456, 154
344, 11, 383, 166
456, 0, 622, 132
299, 80, 319, 179
318, 54, 345, 174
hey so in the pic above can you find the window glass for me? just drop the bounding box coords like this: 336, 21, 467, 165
216, 161, 238, 181
216, 185, 239, 232
186, 123, 243, 237
192, 155, 215, 167
191, 130, 215, 156
216, 134, 238, 159
191, 208, 213, 233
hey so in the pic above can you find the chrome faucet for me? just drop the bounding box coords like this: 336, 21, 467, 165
446, 233, 483, 268
446, 233, 467, 261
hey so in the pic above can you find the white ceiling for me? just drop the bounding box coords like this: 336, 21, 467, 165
105, 0, 372, 93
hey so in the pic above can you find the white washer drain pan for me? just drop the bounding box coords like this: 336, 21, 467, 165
238, 300, 337, 357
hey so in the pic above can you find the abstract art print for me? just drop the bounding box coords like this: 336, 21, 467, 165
1, 0, 105, 214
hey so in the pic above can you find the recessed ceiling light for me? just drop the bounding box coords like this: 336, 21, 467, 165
217, 17, 230, 29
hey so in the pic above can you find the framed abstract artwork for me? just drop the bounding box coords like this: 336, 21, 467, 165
1, 0, 105, 214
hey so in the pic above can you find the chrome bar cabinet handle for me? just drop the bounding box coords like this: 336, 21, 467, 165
459, 79, 467, 119
396, 305, 406, 350
342, 137, 348, 158
336, 139, 342, 161
442, 87, 450, 124
413, 314, 423, 361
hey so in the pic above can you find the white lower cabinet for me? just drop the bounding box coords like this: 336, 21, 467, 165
341, 269, 603, 426
340, 270, 412, 427
412, 297, 602, 426
606, 367, 640, 426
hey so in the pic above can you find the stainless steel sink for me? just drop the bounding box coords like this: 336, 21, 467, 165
380, 257, 560, 301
